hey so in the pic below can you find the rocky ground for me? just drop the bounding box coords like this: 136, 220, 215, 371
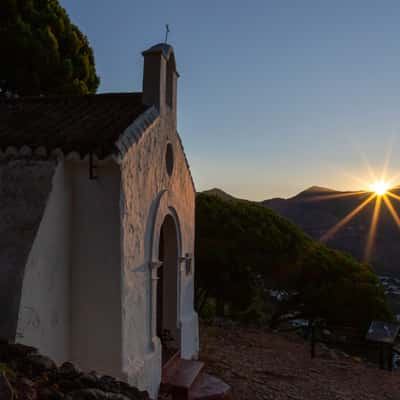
0, 341, 149, 400
200, 324, 400, 400
3, 326, 399, 400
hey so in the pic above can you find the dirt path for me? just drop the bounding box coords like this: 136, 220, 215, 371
200, 324, 400, 400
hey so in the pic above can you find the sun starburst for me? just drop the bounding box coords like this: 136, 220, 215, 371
308, 155, 400, 262
369, 181, 390, 196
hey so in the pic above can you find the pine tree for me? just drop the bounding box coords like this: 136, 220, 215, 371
0, 0, 100, 95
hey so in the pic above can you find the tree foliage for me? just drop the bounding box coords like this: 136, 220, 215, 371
0, 0, 100, 95
195, 193, 392, 329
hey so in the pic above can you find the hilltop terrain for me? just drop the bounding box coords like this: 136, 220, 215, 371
201, 324, 400, 400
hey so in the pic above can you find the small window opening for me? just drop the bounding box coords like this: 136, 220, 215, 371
166, 59, 174, 108
166, 143, 174, 176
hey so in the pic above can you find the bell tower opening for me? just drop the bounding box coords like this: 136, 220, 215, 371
166, 57, 174, 108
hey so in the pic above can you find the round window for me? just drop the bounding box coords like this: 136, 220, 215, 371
166, 143, 174, 176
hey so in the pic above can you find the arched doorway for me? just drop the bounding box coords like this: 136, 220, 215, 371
156, 214, 181, 364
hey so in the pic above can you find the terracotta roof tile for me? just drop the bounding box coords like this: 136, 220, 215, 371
0, 93, 148, 158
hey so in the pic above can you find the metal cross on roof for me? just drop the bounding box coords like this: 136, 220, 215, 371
165, 24, 170, 43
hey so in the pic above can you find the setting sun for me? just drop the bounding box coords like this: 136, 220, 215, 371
319, 162, 400, 262
369, 181, 390, 196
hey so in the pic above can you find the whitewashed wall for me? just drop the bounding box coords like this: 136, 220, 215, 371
120, 114, 198, 397
69, 161, 122, 378
16, 161, 71, 364
16, 159, 122, 375
0, 159, 56, 342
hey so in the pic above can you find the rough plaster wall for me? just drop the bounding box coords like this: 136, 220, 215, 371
69, 162, 122, 378
16, 161, 71, 364
120, 114, 197, 395
0, 158, 56, 341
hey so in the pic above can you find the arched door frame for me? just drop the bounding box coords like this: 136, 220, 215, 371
146, 190, 182, 352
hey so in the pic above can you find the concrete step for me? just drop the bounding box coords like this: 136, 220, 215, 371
161, 358, 205, 399
189, 373, 232, 400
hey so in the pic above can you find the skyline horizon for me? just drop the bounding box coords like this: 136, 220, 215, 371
59, 1, 400, 200
202, 180, 400, 201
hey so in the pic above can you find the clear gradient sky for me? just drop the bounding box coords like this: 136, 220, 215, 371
60, 0, 400, 200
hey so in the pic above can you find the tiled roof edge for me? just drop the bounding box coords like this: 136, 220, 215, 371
0, 145, 116, 162
114, 105, 160, 162
0, 92, 143, 103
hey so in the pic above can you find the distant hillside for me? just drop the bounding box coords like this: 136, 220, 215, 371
263, 186, 400, 276
201, 188, 250, 203
202, 186, 400, 276
291, 185, 339, 199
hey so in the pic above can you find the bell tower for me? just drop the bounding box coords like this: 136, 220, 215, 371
142, 43, 179, 125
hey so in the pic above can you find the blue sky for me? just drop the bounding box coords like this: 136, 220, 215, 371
60, 0, 400, 200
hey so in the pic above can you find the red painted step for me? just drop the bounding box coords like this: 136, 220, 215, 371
162, 350, 181, 380
189, 373, 232, 400
161, 357, 204, 399
161, 356, 231, 400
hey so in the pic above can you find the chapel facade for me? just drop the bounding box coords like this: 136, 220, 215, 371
0, 43, 199, 397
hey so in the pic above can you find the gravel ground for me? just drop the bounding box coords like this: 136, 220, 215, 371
200, 324, 400, 400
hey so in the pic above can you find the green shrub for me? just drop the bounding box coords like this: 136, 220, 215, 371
0, 362, 16, 380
